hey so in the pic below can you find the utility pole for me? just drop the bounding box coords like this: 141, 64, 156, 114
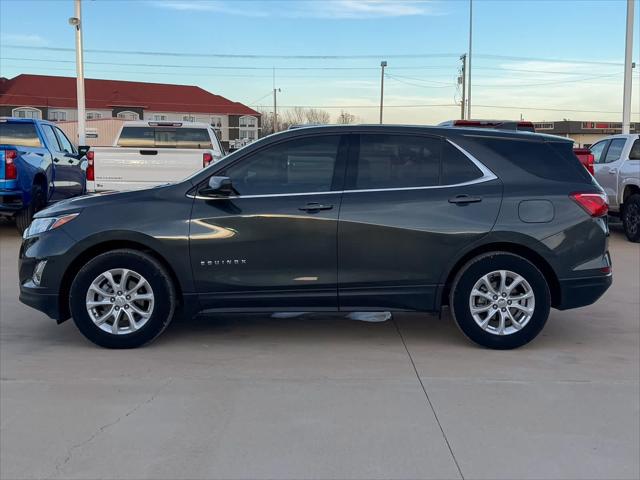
622, 0, 635, 134
466, 0, 473, 120
459, 54, 466, 120
379, 60, 387, 124
69, 0, 86, 145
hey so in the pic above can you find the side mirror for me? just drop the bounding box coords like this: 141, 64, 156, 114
200, 176, 233, 197
77, 145, 91, 158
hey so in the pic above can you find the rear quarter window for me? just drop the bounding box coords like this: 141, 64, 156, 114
471, 136, 591, 182
0, 123, 43, 148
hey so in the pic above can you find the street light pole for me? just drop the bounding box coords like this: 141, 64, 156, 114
69, 0, 86, 145
459, 54, 467, 120
379, 60, 387, 124
621, 0, 635, 135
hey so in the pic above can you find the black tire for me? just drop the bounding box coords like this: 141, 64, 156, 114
621, 194, 640, 243
449, 252, 551, 350
69, 249, 176, 348
15, 184, 44, 234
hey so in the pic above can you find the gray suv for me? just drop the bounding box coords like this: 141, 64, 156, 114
19, 125, 612, 349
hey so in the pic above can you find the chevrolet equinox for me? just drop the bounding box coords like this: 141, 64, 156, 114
19, 125, 612, 349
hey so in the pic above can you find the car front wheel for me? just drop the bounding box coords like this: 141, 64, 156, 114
449, 252, 551, 349
69, 249, 176, 348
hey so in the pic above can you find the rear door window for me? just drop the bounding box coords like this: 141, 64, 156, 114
442, 141, 483, 184
41, 124, 62, 151
351, 134, 441, 189
603, 138, 626, 163
0, 122, 43, 147
629, 139, 640, 160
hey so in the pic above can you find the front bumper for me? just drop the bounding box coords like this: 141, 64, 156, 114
556, 273, 612, 310
19, 283, 64, 321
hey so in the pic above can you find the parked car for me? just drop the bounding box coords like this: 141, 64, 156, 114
19, 125, 611, 349
438, 119, 536, 132
87, 121, 225, 192
1, 117, 88, 233
589, 134, 640, 242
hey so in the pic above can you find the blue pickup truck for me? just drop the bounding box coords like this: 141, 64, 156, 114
0, 117, 88, 233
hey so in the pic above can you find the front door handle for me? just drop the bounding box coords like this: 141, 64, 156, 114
449, 194, 482, 204
299, 202, 333, 212
608, 168, 617, 175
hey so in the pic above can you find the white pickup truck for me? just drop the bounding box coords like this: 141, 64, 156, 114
87, 121, 224, 192
591, 133, 640, 242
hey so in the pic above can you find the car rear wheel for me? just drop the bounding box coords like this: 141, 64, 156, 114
622, 194, 640, 243
449, 252, 551, 349
69, 249, 176, 348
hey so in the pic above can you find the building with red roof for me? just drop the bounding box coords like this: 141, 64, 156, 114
0, 74, 261, 149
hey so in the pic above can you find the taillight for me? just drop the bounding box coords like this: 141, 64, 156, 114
585, 154, 595, 175
571, 192, 608, 217
4, 149, 18, 180
203, 152, 213, 168
86, 151, 95, 181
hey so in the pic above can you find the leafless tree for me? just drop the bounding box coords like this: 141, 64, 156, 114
336, 110, 359, 124
281, 107, 330, 129
256, 108, 275, 135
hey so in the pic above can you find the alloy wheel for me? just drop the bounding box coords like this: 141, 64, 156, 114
469, 270, 535, 336
85, 268, 155, 335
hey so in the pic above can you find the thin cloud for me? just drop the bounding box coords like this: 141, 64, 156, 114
151, 0, 443, 19
0, 33, 49, 47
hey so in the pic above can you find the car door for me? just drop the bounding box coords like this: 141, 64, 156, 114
189, 133, 348, 312
53, 126, 85, 197
593, 138, 626, 208
337, 133, 502, 312
41, 124, 83, 200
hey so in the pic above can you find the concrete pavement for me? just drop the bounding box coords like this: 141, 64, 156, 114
1, 220, 638, 479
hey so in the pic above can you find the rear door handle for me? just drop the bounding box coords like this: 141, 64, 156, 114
608, 168, 617, 175
449, 194, 482, 204
299, 202, 333, 212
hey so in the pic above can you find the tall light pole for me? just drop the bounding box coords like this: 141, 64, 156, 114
379, 60, 387, 124
69, 0, 86, 145
621, 0, 635, 135
273, 87, 281, 132
459, 54, 467, 120
466, 0, 473, 120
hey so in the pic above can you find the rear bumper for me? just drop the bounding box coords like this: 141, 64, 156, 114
0, 189, 24, 214
556, 273, 612, 310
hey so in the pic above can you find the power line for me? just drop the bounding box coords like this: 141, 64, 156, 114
1, 44, 626, 65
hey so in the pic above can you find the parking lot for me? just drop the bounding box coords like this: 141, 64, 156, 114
0, 220, 638, 480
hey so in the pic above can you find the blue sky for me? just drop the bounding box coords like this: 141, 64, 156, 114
1, 0, 638, 123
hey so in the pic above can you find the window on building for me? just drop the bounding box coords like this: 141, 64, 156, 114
117, 111, 139, 120
239, 129, 257, 140
211, 116, 223, 128
239, 115, 257, 128
222, 135, 342, 196
183, 115, 196, 122
351, 134, 441, 190
153, 114, 168, 121
49, 111, 67, 122
86, 112, 102, 120
12, 107, 42, 119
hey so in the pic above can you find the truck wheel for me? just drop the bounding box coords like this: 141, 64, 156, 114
449, 252, 551, 350
622, 194, 640, 243
15, 184, 44, 235
69, 249, 176, 348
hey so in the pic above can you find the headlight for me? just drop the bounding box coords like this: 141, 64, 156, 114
24, 213, 79, 238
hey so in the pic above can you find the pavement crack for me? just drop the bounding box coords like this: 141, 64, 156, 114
393, 319, 465, 480
48, 377, 173, 479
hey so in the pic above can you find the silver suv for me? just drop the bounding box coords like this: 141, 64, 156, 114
591, 134, 640, 242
